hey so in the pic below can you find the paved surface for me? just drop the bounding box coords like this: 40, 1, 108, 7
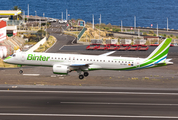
60, 45, 178, 54
1, 22, 178, 120
46, 22, 76, 53
1, 87, 178, 120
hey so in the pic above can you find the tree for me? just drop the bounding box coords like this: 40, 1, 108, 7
12, 6, 23, 20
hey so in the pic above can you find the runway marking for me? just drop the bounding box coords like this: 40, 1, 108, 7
23, 74, 40, 76
0, 90, 178, 95
0, 113, 178, 119
61, 102, 178, 106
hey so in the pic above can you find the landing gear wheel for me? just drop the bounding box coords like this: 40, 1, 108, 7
84, 72, 89, 77
19, 70, 23, 74
79, 75, 84, 79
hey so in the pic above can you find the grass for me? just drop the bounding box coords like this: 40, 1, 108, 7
79, 25, 118, 43
34, 36, 56, 52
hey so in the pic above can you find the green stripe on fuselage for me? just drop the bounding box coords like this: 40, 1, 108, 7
140, 47, 169, 67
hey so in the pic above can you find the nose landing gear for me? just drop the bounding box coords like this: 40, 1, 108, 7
19, 70, 23, 74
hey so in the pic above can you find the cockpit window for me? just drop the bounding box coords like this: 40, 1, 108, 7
13, 54, 16, 57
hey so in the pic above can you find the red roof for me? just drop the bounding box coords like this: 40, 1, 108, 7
0, 20, 6, 29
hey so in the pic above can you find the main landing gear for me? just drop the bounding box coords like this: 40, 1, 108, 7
78, 70, 89, 80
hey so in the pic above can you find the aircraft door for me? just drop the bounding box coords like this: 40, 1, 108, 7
68, 57, 71, 63
135, 59, 140, 68
21, 53, 26, 62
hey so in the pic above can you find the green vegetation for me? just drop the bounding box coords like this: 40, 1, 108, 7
12, 6, 23, 20
34, 36, 56, 52
143, 32, 147, 35
149, 30, 154, 34
112, 28, 121, 32
170, 34, 174, 37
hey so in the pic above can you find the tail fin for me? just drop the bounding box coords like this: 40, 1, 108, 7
146, 38, 172, 63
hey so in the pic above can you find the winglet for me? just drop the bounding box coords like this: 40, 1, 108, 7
99, 51, 116, 56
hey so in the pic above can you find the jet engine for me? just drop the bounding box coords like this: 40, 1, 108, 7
53, 65, 69, 75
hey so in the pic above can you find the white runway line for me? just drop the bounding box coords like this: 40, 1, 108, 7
0, 113, 178, 119
0, 90, 178, 95
23, 74, 40, 76
61, 102, 178, 106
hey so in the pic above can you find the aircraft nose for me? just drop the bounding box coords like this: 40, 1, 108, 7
3, 56, 12, 63
3, 59, 7, 62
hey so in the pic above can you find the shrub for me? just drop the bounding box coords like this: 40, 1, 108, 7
115, 28, 121, 32
149, 30, 154, 34
153, 34, 156, 36
105, 27, 109, 31
170, 34, 174, 37
143, 32, 147, 35
163, 34, 167, 37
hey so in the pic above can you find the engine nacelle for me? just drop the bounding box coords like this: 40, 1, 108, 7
53, 65, 69, 75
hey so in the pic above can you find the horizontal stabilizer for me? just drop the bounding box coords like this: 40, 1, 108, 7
99, 51, 115, 56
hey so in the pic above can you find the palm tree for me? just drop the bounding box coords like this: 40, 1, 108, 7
12, 6, 23, 20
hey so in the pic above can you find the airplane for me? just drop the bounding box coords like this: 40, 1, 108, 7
3, 38, 173, 79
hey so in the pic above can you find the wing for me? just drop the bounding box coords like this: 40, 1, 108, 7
99, 51, 115, 56
69, 63, 92, 67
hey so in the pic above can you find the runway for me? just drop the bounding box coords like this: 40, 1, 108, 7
1, 86, 178, 120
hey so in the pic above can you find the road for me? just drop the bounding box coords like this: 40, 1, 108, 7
0, 86, 178, 120
46, 22, 76, 53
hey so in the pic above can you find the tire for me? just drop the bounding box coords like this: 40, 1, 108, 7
19, 70, 23, 74
84, 72, 89, 77
79, 75, 84, 79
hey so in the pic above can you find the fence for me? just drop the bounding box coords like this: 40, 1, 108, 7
6, 20, 23, 26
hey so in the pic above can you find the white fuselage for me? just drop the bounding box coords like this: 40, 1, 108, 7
8, 52, 144, 70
